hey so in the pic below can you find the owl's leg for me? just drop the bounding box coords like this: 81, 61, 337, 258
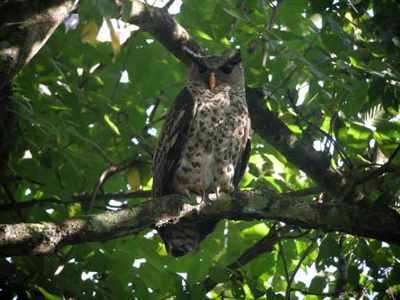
215, 186, 221, 200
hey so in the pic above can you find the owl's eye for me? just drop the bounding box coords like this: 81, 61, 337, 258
220, 64, 234, 74
198, 63, 208, 74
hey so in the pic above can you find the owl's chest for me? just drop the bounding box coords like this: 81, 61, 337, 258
172, 89, 249, 195
191, 92, 245, 146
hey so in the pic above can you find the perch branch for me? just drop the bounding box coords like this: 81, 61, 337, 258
1, 190, 399, 256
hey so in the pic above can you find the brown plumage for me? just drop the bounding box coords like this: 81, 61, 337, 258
152, 50, 251, 256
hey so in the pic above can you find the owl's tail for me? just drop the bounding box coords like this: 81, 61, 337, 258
158, 220, 217, 257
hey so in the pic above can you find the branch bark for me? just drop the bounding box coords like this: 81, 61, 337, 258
246, 88, 345, 196
0, 0, 78, 179
120, 0, 200, 66
1, 190, 399, 256
0, 0, 78, 88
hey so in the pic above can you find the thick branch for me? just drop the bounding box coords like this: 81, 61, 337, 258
246, 88, 345, 196
120, 0, 200, 66
1, 191, 399, 256
0, 0, 78, 179
0, 0, 78, 88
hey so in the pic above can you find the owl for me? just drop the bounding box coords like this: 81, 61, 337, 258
152, 49, 251, 256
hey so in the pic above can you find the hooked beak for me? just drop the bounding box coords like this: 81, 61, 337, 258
208, 72, 216, 90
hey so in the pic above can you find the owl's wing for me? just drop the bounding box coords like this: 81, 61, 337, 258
233, 138, 251, 190
152, 88, 196, 196
233, 114, 251, 190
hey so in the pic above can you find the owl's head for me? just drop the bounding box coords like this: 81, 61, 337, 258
185, 49, 244, 91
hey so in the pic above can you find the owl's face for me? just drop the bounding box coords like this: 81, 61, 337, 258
188, 50, 244, 91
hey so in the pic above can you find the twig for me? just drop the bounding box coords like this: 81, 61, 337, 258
129, 132, 156, 158
355, 144, 400, 186
163, 0, 175, 11
261, 0, 282, 66
143, 114, 166, 132
278, 240, 291, 298
285, 90, 353, 170
0, 175, 44, 186
387, 143, 400, 164
313, 124, 353, 169
0, 190, 151, 211
203, 226, 291, 291
347, 0, 359, 13
142, 91, 164, 135
281, 187, 322, 197
284, 228, 312, 240
334, 236, 347, 297
148, 93, 163, 124
88, 158, 147, 211
110, 35, 136, 102
285, 238, 318, 299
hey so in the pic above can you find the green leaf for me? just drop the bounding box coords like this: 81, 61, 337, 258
347, 265, 361, 287
209, 266, 230, 286
223, 8, 246, 21
193, 30, 213, 41
316, 235, 341, 269
36, 286, 62, 300
104, 114, 121, 135
276, 0, 307, 30
308, 276, 326, 294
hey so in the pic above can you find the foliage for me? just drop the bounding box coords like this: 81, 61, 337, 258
1, 0, 400, 299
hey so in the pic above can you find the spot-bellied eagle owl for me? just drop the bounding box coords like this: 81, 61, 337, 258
152, 49, 251, 256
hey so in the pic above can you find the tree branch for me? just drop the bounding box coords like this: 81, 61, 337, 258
203, 225, 290, 291
1, 190, 399, 256
285, 238, 318, 299
246, 88, 345, 196
120, 0, 200, 66
0, 0, 78, 88
89, 158, 147, 211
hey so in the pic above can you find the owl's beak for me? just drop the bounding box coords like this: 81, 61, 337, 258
208, 72, 216, 90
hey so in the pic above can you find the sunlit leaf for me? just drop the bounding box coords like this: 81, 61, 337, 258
81, 20, 98, 46
105, 18, 121, 57
104, 114, 121, 135
194, 30, 213, 41
127, 167, 141, 191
